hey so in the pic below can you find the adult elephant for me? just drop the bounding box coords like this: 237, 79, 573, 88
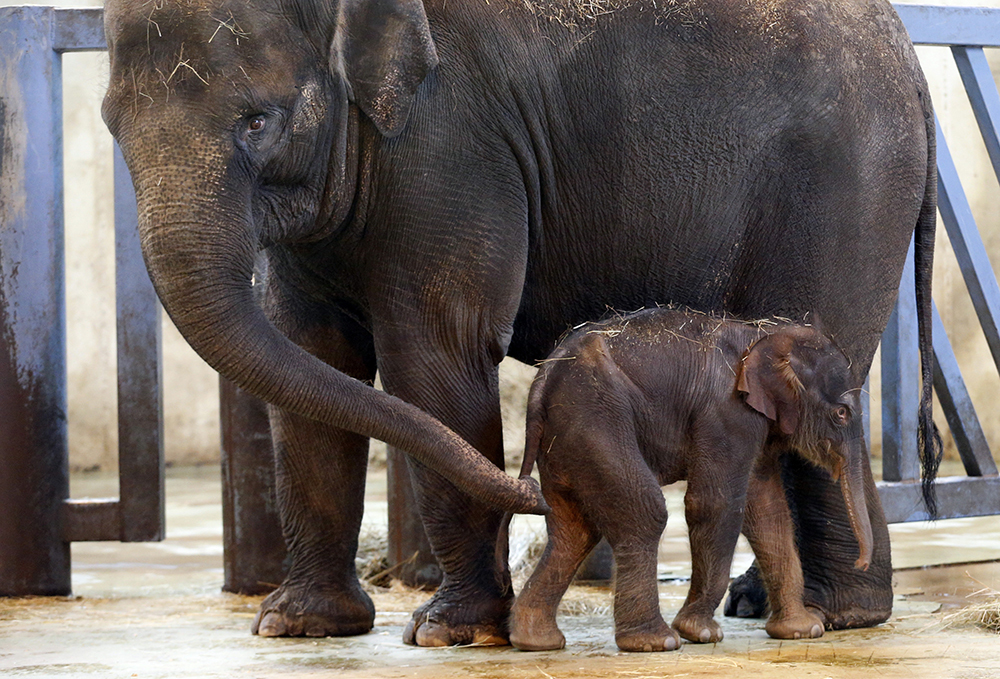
102, 0, 938, 646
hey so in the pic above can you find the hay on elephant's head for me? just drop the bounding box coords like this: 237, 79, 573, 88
941, 586, 1000, 633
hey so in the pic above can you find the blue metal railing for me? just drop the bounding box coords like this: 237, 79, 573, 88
878, 4, 1000, 522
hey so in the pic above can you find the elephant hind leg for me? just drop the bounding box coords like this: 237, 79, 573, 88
510, 484, 600, 651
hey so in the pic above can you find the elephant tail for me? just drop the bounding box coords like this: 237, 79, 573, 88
496, 353, 559, 584
914, 86, 944, 518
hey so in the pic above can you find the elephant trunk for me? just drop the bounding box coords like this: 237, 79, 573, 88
133, 164, 548, 516
838, 440, 874, 571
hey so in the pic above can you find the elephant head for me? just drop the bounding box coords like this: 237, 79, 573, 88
737, 326, 873, 571
100, 0, 547, 515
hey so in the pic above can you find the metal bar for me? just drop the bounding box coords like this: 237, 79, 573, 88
114, 143, 165, 543
895, 4, 1000, 47
387, 447, 441, 588
879, 476, 1000, 523
952, 46, 1000, 186
219, 379, 287, 594
936, 117, 1000, 376
52, 7, 105, 52
0, 6, 71, 595
931, 303, 997, 477
62, 500, 120, 543
881, 238, 921, 483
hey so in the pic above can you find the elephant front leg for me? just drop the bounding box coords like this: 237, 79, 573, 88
742, 457, 823, 640
252, 308, 378, 638
726, 454, 893, 629
782, 454, 893, 629
671, 465, 754, 645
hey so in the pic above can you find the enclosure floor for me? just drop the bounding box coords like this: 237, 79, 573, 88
2, 466, 999, 679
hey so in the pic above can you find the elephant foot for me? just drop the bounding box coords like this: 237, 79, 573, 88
509, 602, 565, 651
403, 586, 512, 647
802, 599, 891, 631
724, 564, 769, 619
615, 621, 681, 653
672, 611, 724, 644
252, 582, 375, 637
765, 608, 825, 640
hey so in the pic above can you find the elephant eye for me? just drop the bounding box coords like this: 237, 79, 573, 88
248, 116, 266, 133
832, 405, 851, 426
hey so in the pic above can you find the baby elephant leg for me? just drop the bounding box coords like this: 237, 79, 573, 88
672, 471, 749, 644
596, 453, 677, 652
510, 484, 600, 651
744, 459, 824, 640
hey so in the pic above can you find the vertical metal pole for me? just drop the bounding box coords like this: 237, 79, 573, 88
115, 143, 165, 542
0, 7, 71, 595
387, 448, 441, 588
881, 238, 921, 482
220, 380, 288, 594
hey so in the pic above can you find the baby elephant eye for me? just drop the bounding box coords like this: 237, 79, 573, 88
248, 116, 266, 132
832, 405, 851, 426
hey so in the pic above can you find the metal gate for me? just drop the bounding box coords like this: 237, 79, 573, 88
879, 4, 1000, 523
0, 7, 162, 595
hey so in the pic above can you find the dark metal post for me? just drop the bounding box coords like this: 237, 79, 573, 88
220, 380, 288, 594
881, 238, 920, 483
114, 144, 166, 542
387, 448, 441, 588
0, 6, 71, 595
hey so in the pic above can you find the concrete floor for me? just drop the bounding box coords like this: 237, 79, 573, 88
2, 466, 999, 678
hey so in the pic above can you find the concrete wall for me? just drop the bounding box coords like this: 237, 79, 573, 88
6, 0, 999, 471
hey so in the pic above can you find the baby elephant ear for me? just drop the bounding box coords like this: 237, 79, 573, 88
737, 332, 802, 435
332, 0, 439, 138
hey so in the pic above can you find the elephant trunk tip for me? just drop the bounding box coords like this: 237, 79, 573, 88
854, 555, 871, 572
519, 476, 550, 516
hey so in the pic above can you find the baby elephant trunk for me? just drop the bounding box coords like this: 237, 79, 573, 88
839, 441, 874, 571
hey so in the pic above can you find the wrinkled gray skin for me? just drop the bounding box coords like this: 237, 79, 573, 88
101, 0, 936, 646
508, 310, 872, 652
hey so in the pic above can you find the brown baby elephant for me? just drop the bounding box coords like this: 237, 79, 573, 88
508, 308, 873, 652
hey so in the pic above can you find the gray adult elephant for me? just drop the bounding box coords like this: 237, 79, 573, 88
102, 0, 938, 646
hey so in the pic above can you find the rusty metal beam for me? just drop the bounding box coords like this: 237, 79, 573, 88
879, 476, 1000, 523
114, 144, 165, 543
220, 380, 287, 594
62, 500, 121, 543
0, 6, 71, 596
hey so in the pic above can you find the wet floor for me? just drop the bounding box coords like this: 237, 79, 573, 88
1, 467, 999, 678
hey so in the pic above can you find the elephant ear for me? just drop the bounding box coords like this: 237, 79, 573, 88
331, 0, 439, 138
737, 332, 803, 436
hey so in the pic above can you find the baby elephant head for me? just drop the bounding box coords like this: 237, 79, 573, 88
737, 326, 872, 571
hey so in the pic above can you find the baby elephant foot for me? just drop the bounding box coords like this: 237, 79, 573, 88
765, 609, 825, 640
615, 621, 682, 652
252, 582, 375, 637
509, 603, 565, 651
672, 612, 724, 644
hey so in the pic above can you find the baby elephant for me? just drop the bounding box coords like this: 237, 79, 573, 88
509, 308, 872, 652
